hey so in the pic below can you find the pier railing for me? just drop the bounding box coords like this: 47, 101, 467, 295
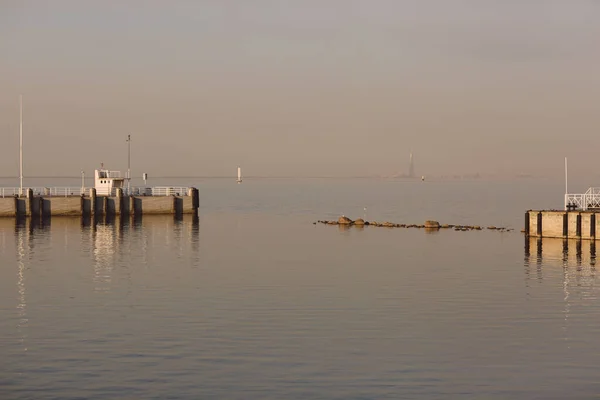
565, 187, 600, 211
0, 186, 192, 198
0, 187, 88, 198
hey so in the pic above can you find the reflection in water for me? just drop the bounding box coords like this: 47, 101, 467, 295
15, 218, 29, 352
337, 224, 351, 233
92, 222, 116, 293
524, 237, 599, 348
11, 215, 200, 296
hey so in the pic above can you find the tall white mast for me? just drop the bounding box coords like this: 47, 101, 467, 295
565, 157, 568, 195
564, 157, 568, 210
19, 95, 23, 195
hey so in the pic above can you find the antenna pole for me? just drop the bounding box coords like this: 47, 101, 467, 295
19, 95, 23, 196
564, 157, 568, 211
127, 134, 131, 193
565, 157, 568, 194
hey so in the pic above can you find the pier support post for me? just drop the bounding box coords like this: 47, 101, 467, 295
576, 214, 582, 237
536, 212, 542, 237
190, 187, 199, 211
129, 196, 136, 216
27, 188, 34, 217
172, 195, 178, 215
80, 194, 85, 216
13, 196, 19, 217
524, 212, 530, 236
90, 188, 97, 216
103, 196, 109, 216
563, 213, 569, 238
116, 188, 123, 215
39, 196, 44, 221
591, 214, 596, 239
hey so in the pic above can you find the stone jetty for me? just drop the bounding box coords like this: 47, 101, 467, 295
315, 216, 513, 232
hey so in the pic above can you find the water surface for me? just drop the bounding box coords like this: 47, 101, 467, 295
1, 179, 599, 399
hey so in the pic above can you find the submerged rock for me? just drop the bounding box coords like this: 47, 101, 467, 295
354, 218, 365, 225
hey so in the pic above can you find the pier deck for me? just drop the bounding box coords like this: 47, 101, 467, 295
525, 210, 599, 240
0, 187, 199, 218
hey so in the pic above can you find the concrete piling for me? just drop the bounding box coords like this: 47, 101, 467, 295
116, 188, 123, 215
90, 188, 97, 216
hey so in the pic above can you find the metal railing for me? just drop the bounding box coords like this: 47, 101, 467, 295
0, 187, 88, 198
97, 170, 122, 178
1, 186, 191, 198
565, 187, 600, 211
147, 187, 189, 196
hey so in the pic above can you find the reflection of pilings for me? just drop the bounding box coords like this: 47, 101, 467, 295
14, 215, 52, 235
131, 214, 142, 229
14, 217, 29, 351
536, 238, 543, 282
524, 237, 600, 347
525, 237, 597, 267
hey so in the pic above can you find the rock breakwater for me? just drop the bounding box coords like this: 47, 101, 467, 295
315, 217, 513, 232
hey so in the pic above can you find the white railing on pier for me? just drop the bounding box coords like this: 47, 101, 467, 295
1, 186, 192, 198
146, 187, 188, 196
0, 187, 88, 198
565, 187, 600, 211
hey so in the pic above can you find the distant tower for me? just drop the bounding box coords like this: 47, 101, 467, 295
408, 150, 415, 178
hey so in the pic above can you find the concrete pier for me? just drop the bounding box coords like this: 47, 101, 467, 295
0, 187, 199, 218
525, 210, 600, 240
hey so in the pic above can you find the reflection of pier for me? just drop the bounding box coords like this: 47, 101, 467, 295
5, 213, 200, 294
525, 236, 596, 269
524, 237, 599, 347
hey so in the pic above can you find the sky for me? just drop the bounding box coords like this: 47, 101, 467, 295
1, 0, 599, 178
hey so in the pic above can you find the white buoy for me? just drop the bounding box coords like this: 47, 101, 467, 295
421, 175, 425, 181
237, 166, 242, 183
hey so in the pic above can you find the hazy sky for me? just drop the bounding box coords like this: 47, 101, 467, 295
1, 1, 599, 178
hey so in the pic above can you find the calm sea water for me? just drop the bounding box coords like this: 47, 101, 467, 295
2, 178, 600, 399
